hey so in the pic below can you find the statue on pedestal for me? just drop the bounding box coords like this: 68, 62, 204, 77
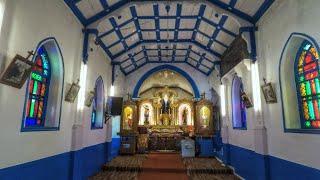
143, 105, 150, 125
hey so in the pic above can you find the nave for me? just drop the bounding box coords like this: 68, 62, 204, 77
0, 0, 320, 180
90, 153, 239, 180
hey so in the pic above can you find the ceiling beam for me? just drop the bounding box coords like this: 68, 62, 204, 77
66, 0, 274, 27
109, 39, 222, 61
206, 0, 254, 23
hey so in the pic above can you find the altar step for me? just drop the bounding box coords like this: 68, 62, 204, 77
90, 154, 240, 180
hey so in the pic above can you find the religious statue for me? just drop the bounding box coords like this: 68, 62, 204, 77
160, 94, 170, 114
200, 106, 210, 128
123, 107, 133, 130
144, 105, 150, 125
182, 107, 188, 125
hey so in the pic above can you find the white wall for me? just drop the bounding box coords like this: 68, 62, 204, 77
0, 0, 125, 169
81, 38, 125, 148
0, 0, 82, 169
256, 0, 320, 169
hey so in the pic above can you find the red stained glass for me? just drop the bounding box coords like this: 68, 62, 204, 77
305, 71, 318, 80
26, 99, 30, 116
38, 101, 43, 118
303, 62, 317, 72
37, 82, 41, 95
313, 100, 320, 120
311, 121, 320, 128
36, 57, 42, 67
41, 84, 46, 96
305, 53, 312, 64
34, 100, 39, 117
29, 80, 34, 93
311, 80, 316, 95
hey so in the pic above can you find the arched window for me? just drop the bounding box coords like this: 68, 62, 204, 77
91, 76, 104, 129
232, 75, 247, 129
22, 38, 64, 131
295, 41, 320, 129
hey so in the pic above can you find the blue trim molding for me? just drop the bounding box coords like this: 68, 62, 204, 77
218, 143, 320, 180
132, 64, 200, 98
0, 152, 73, 180
0, 142, 112, 180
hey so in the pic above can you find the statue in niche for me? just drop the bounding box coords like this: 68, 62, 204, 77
123, 107, 133, 130
200, 106, 210, 128
143, 105, 150, 125
160, 94, 170, 114
182, 107, 188, 125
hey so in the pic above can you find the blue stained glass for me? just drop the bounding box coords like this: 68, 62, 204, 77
91, 111, 96, 123
44, 70, 48, 76
304, 44, 311, 51
25, 117, 37, 126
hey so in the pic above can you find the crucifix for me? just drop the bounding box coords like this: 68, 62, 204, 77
26, 50, 35, 61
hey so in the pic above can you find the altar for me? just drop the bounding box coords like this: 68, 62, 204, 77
121, 86, 214, 153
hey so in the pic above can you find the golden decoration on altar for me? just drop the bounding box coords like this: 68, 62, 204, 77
120, 98, 138, 135
195, 96, 214, 137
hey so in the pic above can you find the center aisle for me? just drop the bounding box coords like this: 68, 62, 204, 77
138, 152, 188, 180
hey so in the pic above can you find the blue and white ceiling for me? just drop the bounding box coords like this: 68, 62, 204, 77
64, 0, 274, 75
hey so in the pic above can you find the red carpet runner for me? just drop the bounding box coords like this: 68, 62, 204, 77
138, 153, 188, 180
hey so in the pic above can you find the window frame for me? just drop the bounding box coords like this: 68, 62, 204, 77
21, 37, 64, 132
280, 32, 320, 134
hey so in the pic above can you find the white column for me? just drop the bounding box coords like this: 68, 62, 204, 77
220, 78, 230, 145
251, 61, 268, 155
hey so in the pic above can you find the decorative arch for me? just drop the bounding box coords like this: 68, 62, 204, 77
132, 65, 200, 98
279, 32, 320, 133
21, 37, 64, 131
91, 76, 104, 129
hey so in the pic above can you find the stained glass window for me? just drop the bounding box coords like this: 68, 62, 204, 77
91, 76, 104, 129
296, 41, 320, 129
91, 93, 97, 128
24, 47, 51, 127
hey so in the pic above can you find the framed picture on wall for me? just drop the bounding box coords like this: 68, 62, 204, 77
65, 82, 80, 103
0, 55, 34, 89
85, 91, 95, 107
261, 82, 277, 104
241, 92, 253, 108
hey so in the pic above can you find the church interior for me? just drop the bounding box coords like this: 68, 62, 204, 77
0, 0, 320, 180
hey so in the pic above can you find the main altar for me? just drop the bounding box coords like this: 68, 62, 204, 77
120, 86, 214, 153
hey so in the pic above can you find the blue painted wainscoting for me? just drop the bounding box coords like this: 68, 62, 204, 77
71, 142, 109, 180
0, 152, 73, 180
109, 138, 120, 161
196, 136, 217, 157
217, 143, 320, 180
0, 141, 120, 180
